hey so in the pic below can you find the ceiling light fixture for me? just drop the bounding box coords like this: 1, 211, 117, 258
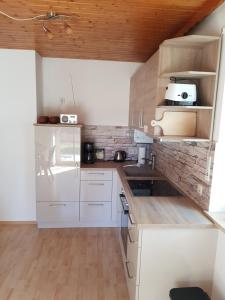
0, 9, 77, 39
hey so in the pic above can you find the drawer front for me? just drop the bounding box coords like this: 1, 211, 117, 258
127, 239, 140, 284
80, 202, 112, 223
37, 202, 79, 224
81, 169, 112, 181
80, 180, 112, 202
124, 260, 139, 300
128, 226, 139, 244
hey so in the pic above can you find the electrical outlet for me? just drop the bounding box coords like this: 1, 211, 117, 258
197, 184, 203, 196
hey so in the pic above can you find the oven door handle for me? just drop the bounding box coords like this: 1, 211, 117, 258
120, 194, 129, 214
128, 213, 136, 225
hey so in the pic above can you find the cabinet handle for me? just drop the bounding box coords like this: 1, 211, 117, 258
128, 213, 136, 225
88, 183, 105, 186
87, 172, 105, 175
125, 261, 134, 279
49, 204, 66, 207
87, 203, 104, 206
128, 229, 135, 243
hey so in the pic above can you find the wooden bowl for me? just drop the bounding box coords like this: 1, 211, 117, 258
37, 116, 49, 124
49, 116, 60, 124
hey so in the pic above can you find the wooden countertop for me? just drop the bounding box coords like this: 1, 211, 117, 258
81, 161, 214, 228
81, 161, 135, 169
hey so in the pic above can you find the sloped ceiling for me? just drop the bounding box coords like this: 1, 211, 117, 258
0, 0, 223, 62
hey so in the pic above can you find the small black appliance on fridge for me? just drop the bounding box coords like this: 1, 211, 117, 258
82, 142, 95, 164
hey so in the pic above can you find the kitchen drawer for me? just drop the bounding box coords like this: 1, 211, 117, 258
80, 180, 112, 202
127, 238, 140, 284
124, 260, 139, 300
81, 169, 112, 181
80, 202, 112, 223
128, 223, 139, 244
37, 202, 79, 224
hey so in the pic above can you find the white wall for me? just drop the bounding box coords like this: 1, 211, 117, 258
192, 3, 225, 212
212, 231, 225, 300
192, 4, 225, 299
36, 52, 43, 117
191, 3, 225, 36
0, 49, 37, 221
40, 58, 141, 126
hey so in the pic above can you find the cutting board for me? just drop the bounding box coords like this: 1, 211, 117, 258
151, 111, 197, 136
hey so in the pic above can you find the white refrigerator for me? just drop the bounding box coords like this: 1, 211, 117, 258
35, 125, 81, 228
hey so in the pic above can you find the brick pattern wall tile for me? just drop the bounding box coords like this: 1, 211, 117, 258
82, 125, 139, 161
152, 141, 215, 210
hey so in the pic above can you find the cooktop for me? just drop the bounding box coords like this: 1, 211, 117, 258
128, 179, 182, 197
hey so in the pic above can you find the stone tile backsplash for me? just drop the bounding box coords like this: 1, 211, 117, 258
152, 141, 215, 210
82, 125, 139, 161
82, 125, 214, 210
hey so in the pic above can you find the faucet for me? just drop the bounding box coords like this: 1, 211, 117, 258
150, 153, 156, 170
144, 153, 156, 170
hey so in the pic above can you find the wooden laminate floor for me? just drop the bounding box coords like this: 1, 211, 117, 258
0, 226, 129, 300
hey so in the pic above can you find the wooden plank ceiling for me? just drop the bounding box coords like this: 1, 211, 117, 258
0, 0, 223, 62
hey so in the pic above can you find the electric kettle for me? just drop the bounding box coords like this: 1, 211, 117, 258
114, 151, 127, 162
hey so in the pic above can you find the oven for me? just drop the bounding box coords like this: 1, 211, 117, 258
120, 193, 129, 257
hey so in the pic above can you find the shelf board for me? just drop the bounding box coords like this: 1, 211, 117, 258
153, 136, 210, 143
161, 35, 220, 48
33, 123, 83, 128
160, 71, 216, 79
156, 105, 213, 111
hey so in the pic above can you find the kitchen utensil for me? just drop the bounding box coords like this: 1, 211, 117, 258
114, 151, 127, 162
151, 111, 196, 136
165, 83, 197, 106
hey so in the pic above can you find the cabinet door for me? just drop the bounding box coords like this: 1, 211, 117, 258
80, 202, 112, 223
37, 202, 79, 226
142, 51, 159, 135
129, 75, 143, 130
80, 180, 112, 202
35, 126, 80, 203
139, 228, 218, 300
129, 51, 159, 134
81, 170, 112, 181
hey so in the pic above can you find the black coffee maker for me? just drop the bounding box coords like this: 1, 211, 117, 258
83, 142, 95, 164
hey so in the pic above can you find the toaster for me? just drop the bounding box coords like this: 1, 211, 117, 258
60, 114, 78, 124
165, 83, 197, 106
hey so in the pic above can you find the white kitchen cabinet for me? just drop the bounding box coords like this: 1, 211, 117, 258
81, 169, 112, 181
37, 202, 79, 228
116, 173, 124, 227
122, 225, 218, 300
35, 125, 81, 228
80, 202, 112, 224
80, 169, 114, 226
80, 180, 112, 202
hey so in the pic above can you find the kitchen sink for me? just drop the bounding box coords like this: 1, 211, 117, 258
128, 179, 182, 197
123, 165, 159, 177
